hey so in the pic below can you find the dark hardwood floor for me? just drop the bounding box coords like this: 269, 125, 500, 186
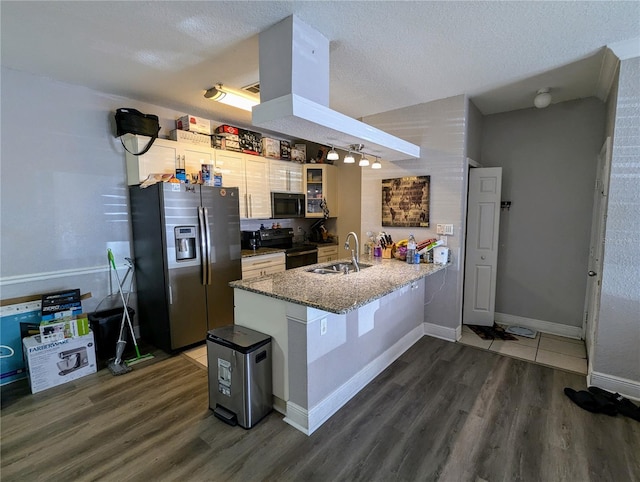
2, 336, 638, 481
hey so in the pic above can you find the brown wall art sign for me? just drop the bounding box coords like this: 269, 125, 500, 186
382, 176, 430, 227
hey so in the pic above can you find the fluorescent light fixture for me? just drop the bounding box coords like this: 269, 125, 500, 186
371, 157, 382, 169
344, 151, 355, 164
204, 84, 259, 112
359, 154, 370, 167
327, 146, 339, 161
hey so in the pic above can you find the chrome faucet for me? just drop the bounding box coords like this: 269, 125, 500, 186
344, 232, 360, 272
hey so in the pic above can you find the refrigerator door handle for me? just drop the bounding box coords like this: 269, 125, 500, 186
198, 206, 208, 285
203, 206, 213, 285
168, 284, 173, 305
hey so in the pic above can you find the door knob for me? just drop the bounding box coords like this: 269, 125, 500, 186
588, 271, 597, 277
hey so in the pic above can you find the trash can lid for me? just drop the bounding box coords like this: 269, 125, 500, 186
207, 325, 271, 353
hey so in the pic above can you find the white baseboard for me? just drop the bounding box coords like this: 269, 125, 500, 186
272, 395, 286, 415
588, 371, 640, 402
423, 322, 458, 342
494, 312, 582, 340
285, 324, 423, 435
283, 401, 310, 435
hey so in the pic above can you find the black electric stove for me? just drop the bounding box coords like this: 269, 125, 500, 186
241, 229, 318, 269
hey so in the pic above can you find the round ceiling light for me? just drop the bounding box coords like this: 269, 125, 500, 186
534, 88, 552, 109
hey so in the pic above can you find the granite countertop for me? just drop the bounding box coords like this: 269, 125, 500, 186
229, 256, 446, 314
241, 247, 286, 258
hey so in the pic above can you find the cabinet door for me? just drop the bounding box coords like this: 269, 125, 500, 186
245, 156, 271, 218
269, 160, 289, 192
270, 160, 303, 194
181, 146, 214, 182
124, 136, 178, 185
304, 165, 337, 218
215, 150, 247, 217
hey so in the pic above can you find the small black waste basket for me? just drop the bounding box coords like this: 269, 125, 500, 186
207, 325, 272, 429
88, 307, 135, 365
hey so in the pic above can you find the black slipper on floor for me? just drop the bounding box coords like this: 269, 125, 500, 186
564, 387, 617, 416
589, 386, 640, 422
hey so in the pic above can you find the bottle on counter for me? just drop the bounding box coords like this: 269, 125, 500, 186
406, 234, 417, 264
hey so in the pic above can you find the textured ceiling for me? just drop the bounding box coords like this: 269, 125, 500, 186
2, 1, 639, 131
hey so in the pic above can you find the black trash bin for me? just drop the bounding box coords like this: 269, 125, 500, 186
88, 307, 135, 365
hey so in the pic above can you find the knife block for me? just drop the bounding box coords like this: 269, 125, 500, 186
382, 245, 394, 259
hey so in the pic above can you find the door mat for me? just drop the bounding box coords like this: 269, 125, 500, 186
467, 323, 518, 340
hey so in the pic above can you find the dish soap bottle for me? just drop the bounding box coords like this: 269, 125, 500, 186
406, 234, 417, 264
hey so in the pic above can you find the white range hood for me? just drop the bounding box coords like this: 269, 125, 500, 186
252, 16, 420, 162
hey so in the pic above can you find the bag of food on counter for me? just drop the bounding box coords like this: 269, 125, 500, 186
114, 108, 161, 156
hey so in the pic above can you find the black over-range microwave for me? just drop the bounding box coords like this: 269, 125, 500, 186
271, 192, 305, 218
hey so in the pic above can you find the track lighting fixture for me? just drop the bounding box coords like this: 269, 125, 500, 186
371, 157, 382, 169
327, 146, 339, 161
343, 151, 355, 164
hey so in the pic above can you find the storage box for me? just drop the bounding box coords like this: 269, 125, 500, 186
239, 129, 262, 156
41, 289, 82, 322
176, 115, 211, 135
280, 141, 291, 160
293, 144, 307, 162
23, 331, 97, 394
39, 314, 90, 343
262, 138, 281, 159
170, 129, 212, 147
215, 124, 240, 136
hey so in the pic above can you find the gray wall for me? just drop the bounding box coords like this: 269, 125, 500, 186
480, 98, 605, 328
362, 95, 468, 331
593, 55, 640, 383
467, 99, 484, 162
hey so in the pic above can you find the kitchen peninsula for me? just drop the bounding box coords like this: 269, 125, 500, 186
230, 257, 446, 434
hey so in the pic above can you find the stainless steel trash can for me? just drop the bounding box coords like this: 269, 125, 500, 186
207, 325, 272, 429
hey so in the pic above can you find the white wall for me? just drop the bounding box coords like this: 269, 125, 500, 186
0, 68, 225, 311
361, 95, 468, 330
593, 55, 640, 386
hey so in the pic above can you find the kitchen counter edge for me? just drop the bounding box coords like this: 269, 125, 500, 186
229, 257, 447, 314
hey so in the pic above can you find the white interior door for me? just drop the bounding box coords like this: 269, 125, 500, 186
463, 167, 502, 327
584, 137, 611, 363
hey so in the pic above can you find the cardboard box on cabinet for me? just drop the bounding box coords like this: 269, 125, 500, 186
22, 331, 97, 394
239, 129, 262, 156
280, 141, 291, 160
176, 115, 211, 135
262, 138, 281, 159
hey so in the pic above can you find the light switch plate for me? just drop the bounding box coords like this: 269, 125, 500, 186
436, 224, 445, 235
444, 224, 454, 235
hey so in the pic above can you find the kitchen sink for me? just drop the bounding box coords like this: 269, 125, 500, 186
307, 262, 372, 275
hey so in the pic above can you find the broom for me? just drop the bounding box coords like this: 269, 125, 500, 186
107, 250, 154, 371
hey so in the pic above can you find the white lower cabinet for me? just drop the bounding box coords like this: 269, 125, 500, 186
241, 252, 285, 280
317, 245, 339, 263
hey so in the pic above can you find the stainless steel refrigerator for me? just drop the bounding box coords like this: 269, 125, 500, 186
129, 183, 242, 352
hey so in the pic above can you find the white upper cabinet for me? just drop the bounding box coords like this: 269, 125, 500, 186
123, 135, 178, 185
215, 150, 271, 219
303, 164, 338, 218
270, 160, 303, 193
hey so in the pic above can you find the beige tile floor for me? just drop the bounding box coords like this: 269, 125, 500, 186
459, 325, 588, 375
184, 326, 589, 376
183, 344, 208, 368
